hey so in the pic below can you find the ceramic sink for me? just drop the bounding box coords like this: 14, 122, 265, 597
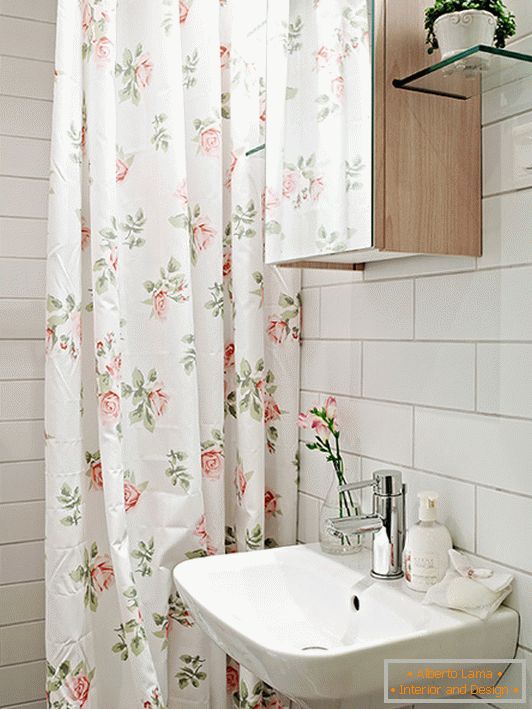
173, 544, 519, 709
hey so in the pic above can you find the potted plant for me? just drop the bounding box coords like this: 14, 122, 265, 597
425, 0, 516, 60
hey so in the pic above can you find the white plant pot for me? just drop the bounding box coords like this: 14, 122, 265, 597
434, 10, 497, 61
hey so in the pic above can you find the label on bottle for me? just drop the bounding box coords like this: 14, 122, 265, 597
404, 550, 445, 591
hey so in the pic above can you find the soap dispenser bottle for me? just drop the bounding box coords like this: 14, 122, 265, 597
403, 491, 452, 592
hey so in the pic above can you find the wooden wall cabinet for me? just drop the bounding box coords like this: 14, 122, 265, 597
266, 0, 482, 269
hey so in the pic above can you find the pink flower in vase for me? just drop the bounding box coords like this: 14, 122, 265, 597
310, 416, 330, 439
324, 396, 337, 420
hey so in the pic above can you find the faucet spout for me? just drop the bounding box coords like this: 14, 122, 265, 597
326, 514, 383, 537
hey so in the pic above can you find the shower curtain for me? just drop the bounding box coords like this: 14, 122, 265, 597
45, 1, 300, 707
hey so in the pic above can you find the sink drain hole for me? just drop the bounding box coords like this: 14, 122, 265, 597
301, 645, 329, 652
352, 595, 360, 611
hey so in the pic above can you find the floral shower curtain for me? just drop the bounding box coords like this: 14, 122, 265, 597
45, 1, 300, 707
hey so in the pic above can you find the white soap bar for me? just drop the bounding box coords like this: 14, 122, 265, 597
446, 576, 499, 609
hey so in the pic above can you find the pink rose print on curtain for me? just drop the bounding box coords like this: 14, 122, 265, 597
174, 179, 189, 206
226, 661, 239, 695
95, 334, 122, 432
201, 452, 223, 479
314, 45, 331, 68
267, 293, 301, 344
94, 36, 112, 66
193, 514, 217, 556
86, 450, 103, 489
224, 151, 238, 189
234, 454, 254, 505
69, 543, 114, 611
192, 211, 216, 252
264, 489, 282, 518
169, 204, 216, 265
66, 674, 91, 707
220, 44, 231, 69
282, 170, 299, 198
46, 661, 95, 709
136, 55, 153, 88
282, 154, 324, 208
81, 221, 90, 250
149, 385, 169, 417
224, 342, 235, 370
46, 294, 82, 358
200, 127, 221, 156
123, 470, 148, 511
115, 45, 153, 104
192, 116, 221, 156
180, 0, 190, 24
143, 257, 189, 319
331, 75, 344, 98
91, 555, 115, 593
81, 1, 112, 65
267, 318, 289, 345
200, 429, 224, 480
121, 368, 170, 432
99, 390, 120, 423
152, 591, 195, 651
116, 146, 134, 183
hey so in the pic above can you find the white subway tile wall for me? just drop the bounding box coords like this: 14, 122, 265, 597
298, 15, 532, 707
0, 4, 54, 706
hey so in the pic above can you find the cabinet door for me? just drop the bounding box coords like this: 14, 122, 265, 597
264, 0, 373, 264
378, 0, 481, 256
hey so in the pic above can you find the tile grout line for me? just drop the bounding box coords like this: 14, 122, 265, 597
299, 388, 532, 423
297, 444, 532, 502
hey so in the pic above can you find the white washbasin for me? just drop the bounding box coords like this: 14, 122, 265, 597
174, 544, 518, 708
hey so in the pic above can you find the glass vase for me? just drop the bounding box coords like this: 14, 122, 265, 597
319, 474, 363, 555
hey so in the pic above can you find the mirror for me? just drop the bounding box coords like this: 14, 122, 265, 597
264, 0, 373, 264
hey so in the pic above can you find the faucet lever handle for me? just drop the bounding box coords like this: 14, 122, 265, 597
338, 479, 376, 493
339, 470, 404, 496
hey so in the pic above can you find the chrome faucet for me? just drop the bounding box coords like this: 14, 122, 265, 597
326, 470, 406, 580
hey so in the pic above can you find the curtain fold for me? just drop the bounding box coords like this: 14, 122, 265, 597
45, 2, 300, 707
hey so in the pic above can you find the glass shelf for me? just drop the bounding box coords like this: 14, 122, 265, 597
393, 45, 532, 100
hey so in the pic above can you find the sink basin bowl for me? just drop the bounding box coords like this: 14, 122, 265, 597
174, 544, 518, 708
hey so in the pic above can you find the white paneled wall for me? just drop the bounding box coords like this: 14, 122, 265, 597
298, 9, 532, 708
0, 2, 55, 707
